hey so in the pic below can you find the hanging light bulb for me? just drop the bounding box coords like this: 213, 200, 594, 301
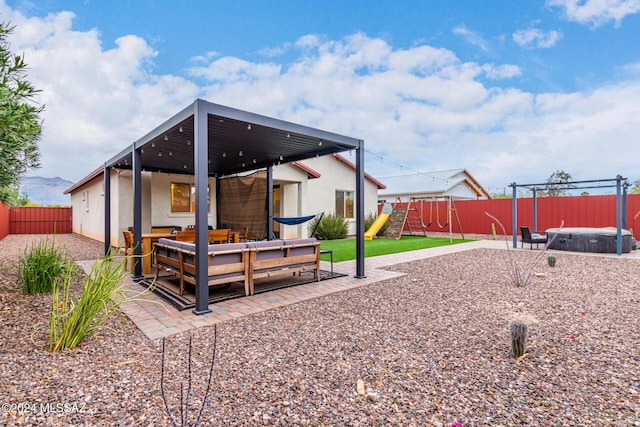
239, 150, 243, 156
179, 126, 183, 133
164, 135, 169, 141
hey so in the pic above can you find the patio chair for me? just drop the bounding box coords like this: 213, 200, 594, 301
175, 229, 196, 243
122, 231, 134, 271
233, 226, 249, 242
520, 226, 547, 249
209, 229, 231, 244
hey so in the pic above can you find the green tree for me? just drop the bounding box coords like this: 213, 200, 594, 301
2, 185, 29, 206
544, 170, 575, 196
0, 22, 43, 204
630, 180, 640, 194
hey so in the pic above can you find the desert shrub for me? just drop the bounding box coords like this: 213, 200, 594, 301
49, 256, 132, 352
365, 212, 387, 236
310, 214, 349, 240
18, 238, 73, 294
485, 212, 563, 287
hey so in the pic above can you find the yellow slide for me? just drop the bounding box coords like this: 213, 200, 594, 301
364, 203, 393, 240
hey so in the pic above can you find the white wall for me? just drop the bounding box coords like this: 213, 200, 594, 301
70, 170, 218, 248
295, 156, 380, 236
273, 163, 308, 239
70, 154, 381, 243
69, 176, 105, 242
148, 172, 217, 231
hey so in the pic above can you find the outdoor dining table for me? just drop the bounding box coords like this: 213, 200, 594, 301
141, 232, 176, 275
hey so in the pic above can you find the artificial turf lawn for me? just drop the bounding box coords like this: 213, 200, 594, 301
319, 235, 473, 263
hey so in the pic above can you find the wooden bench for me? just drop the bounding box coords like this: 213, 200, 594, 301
154, 239, 249, 296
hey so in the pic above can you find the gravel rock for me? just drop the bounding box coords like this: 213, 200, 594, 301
0, 234, 639, 425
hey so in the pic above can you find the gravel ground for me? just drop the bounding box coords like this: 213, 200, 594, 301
1, 233, 639, 426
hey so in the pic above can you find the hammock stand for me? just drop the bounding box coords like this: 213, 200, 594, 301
272, 212, 324, 239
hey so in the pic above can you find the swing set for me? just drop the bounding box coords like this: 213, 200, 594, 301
404, 196, 465, 239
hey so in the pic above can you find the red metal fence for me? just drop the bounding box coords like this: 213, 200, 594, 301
0, 203, 9, 240
389, 194, 640, 239
8, 207, 72, 234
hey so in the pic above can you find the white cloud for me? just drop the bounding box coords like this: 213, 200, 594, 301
2, 4, 200, 181
622, 62, 640, 76
190, 51, 220, 64
547, 0, 640, 27
482, 64, 522, 79
452, 25, 490, 52
2, 2, 639, 194
513, 28, 564, 48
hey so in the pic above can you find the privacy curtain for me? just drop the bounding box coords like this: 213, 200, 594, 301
217, 170, 267, 240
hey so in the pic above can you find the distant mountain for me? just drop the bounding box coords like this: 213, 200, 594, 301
19, 176, 73, 206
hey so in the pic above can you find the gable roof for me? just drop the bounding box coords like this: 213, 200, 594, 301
332, 154, 386, 189
378, 168, 490, 200
291, 161, 321, 179
63, 166, 104, 194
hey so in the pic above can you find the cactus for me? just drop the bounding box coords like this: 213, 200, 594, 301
510, 320, 528, 358
547, 255, 557, 267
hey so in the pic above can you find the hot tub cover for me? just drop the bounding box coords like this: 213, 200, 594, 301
545, 227, 631, 237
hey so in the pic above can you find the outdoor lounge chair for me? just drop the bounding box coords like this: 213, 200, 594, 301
520, 226, 547, 249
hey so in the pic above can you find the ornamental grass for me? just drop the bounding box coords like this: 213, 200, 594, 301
49, 255, 149, 352
18, 237, 74, 295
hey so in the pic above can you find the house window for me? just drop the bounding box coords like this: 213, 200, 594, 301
171, 183, 191, 212
83, 191, 89, 212
170, 183, 209, 213
335, 190, 354, 219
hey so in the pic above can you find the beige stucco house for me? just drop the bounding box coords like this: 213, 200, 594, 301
64, 153, 385, 248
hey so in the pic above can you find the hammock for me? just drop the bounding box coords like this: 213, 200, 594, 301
272, 212, 324, 238
273, 214, 317, 225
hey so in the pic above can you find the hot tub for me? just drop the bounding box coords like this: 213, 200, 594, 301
545, 227, 632, 254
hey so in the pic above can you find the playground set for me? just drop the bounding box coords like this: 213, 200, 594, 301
365, 197, 464, 240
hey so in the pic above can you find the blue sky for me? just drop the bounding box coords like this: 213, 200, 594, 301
2, 0, 640, 194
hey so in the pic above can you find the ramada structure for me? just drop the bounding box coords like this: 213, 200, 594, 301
68, 99, 369, 314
